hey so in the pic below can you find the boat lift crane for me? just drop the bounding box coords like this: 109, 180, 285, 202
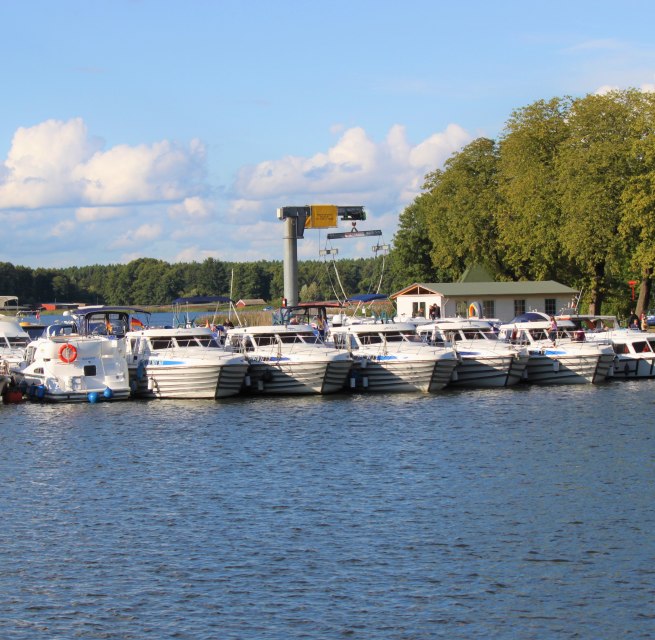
276, 204, 381, 305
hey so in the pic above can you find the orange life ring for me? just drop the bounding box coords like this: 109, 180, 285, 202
59, 343, 78, 363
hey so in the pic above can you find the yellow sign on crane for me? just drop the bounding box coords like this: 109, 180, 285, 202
305, 204, 338, 229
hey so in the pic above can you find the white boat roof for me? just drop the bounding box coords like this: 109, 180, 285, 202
421, 319, 494, 330
0, 296, 18, 307
0, 314, 30, 337
228, 324, 316, 334
334, 322, 417, 333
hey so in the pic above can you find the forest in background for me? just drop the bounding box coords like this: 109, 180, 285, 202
0, 256, 392, 308
2, 89, 654, 316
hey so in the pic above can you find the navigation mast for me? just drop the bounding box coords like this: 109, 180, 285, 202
277, 204, 378, 305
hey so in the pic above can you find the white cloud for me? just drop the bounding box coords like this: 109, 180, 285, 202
76, 205, 130, 222
231, 124, 472, 216
110, 223, 163, 248
0, 118, 206, 211
48, 219, 76, 238
595, 83, 655, 95
1, 118, 474, 265
168, 196, 215, 220
174, 246, 221, 262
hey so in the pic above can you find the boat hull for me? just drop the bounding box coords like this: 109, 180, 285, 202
524, 351, 611, 385
13, 370, 131, 402
129, 362, 249, 399
243, 358, 352, 394
449, 354, 527, 388
347, 356, 457, 393
610, 354, 655, 378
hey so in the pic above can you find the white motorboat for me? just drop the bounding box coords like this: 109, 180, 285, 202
125, 324, 249, 399
11, 307, 132, 402
226, 323, 352, 394
329, 321, 458, 392
557, 313, 655, 379
417, 318, 529, 387
498, 312, 614, 384
0, 314, 31, 373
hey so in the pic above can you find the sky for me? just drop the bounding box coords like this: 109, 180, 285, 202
2, 0, 655, 269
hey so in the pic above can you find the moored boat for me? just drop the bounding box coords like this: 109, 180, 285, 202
11, 307, 132, 402
417, 318, 529, 387
329, 321, 458, 392
498, 312, 614, 384
557, 313, 655, 379
126, 324, 249, 399
0, 314, 31, 374
226, 322, 352, 394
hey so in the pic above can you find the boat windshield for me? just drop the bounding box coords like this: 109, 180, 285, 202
527, 328, 550, 341
175, 335, 220, 348
7, 336, 30, 348
383, 331, 422, 343
279, 332, 320, 345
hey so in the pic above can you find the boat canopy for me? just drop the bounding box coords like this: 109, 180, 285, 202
347, 293, 389, 302
511, 312, 549, 323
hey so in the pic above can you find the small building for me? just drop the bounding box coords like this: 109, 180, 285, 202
235, 298, 267, 308
391, 265, 578, 322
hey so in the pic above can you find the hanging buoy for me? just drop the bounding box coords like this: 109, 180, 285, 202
468, 301, 482, 318
59, 343, 78, 363
87, 391, 99, 403
103, 387, 114, 399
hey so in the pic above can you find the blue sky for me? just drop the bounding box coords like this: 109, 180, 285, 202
2, 0, 655, 268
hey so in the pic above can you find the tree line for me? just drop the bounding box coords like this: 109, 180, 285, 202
391, 88, 655, 316
0, 256, 392, 307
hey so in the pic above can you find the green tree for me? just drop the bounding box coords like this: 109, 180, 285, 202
497, 97, 574, 281
422, 138, 503, 279
556, 90, 643, 313
619, 90, 655, 314
389, 199, 442, 290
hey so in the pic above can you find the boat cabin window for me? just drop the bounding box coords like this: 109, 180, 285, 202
253, 334, 277, 347
196, 335, 219, 348
332, 333, 351, 350
527, 329, 549, 341
84, 365, 97, 376
150, 337, 174, 350
633, 341, 652, 353
359, 333, 383, 345
8, 336, 30, 348
174, 335, 219, 348
613, 343, 629, 355
279, 333, 309, 344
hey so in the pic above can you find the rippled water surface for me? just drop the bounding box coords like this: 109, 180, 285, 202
1, 383, 654, 639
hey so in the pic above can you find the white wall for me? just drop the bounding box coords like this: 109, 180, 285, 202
395, 294, 570, 322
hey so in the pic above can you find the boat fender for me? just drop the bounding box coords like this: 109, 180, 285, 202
103, 387, 114, 399
59, 343, 78, 364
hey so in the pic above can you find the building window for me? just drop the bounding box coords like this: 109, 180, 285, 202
482, 300, 495, 318
545, 298, 556, 315
413, 302, 425, 317
514, 299, 526, 317
456, 301, 468, 317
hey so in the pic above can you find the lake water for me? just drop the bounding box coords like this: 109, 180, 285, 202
1, 382, 654, 639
